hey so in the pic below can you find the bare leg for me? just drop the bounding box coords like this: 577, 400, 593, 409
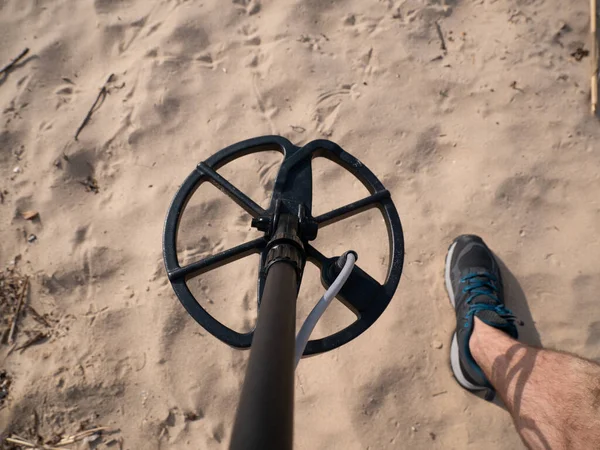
470, 318, 600, 450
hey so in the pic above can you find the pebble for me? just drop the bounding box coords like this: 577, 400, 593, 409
432, 340, 443, 349
13, 166, 21, 173
27, 234, 37, 243
83, 434, 101, 444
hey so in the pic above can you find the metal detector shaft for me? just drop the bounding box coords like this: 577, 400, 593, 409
229, 261, 298, 450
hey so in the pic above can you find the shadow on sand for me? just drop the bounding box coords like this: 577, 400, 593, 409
496, 255, 542, 348
491, 255, 552, 449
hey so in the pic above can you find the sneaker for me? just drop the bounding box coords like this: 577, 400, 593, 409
445, 235, 519, 402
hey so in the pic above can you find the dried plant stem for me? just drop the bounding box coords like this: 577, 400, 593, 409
7, 276, 29, 345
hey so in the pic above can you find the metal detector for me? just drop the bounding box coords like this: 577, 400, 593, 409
163, 136, 404, 449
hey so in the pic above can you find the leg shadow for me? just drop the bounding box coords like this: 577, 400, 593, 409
489, 256, 553, 447
495, 254, 542, 348
491, 343, 552, 450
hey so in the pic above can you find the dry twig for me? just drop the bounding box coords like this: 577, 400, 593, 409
5, 436, 63, 449
7, 276, 29, 345
25, 304, 51, 328
15, 331, 47, 353
55, 427, 110, 446
5, 426, 111, 449
0, 48, 29, 76
74, 74, 115, 141
592, 0, 598, 114
435, 22, 447, 53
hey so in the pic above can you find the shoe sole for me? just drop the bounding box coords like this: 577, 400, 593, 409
445, 240, 485, 392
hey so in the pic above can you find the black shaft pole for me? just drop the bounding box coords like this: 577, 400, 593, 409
229, 261, 298, 450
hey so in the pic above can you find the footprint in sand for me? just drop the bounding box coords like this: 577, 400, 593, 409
94, 0, 133, 15
233, 0, 261, 16
196, 52, 227, 70
72, 225, 89, 248
297, 33, 330, 52
494, 173, 559, 211
239, 24, 262, 47
352, 47, 381, 77
238, 25, 270, 73
407, 125, 442, 173
348, 14, 385, 35
54, 83, 75, 110
393, 0, 456, 24
312, 85, 357, 136
2, 101, 26, 126
251, 75, 279, 131
167, 22, 210, 56
258, 159, 280, 193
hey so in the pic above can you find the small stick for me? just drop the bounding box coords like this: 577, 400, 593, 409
5, 436, 64, 450
0, 48, 29, 76
11, 434, 32, 442
5, 436, 36, 447
8, 276, 29, 345
56, 427, 110, 446
25, 304, 51, 328
74, 74, 115, 141
16, 331, 47, 353
435, 22, 447, 53
592, 0, 598, 114
5, 428, 111, 449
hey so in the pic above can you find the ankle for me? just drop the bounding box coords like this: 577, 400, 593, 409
469, 317, 516, 371
468, 318, 486, 367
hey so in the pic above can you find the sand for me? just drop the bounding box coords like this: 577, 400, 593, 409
1, 0, 600, 448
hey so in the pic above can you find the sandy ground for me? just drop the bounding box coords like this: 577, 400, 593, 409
1, 0, 600, 448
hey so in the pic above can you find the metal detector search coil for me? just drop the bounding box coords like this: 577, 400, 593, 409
162, 136, 404, 356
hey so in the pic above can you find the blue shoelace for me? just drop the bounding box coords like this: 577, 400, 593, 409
461, 272, 518, 324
